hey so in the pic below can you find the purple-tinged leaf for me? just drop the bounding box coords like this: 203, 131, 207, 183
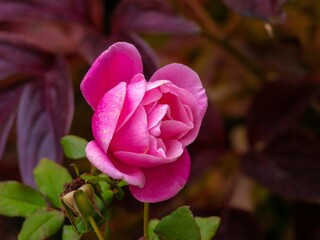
222, 0, 288, 23
215, 208, 265, 240
195, 103, 225, 148
113, 0, 200, 35
189, 103, 226, 181
0, 33, 55, 82
0, 87, 22, 160
78, 32, 112, 64
0, 0, 93, 24
242, 129, 320, 202
247, 80, 318, 146
17, 57, 74, 186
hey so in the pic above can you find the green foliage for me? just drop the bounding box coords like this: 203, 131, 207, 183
61, 135, 88, 159
62, 225, 82, 240
154, 206, 201, 240
0, 181, 46, 217
148, 219, 160, 240
18, 209, 64, 240
33, 158, 72, 208
151, 207, 220, 240
195, 216, 220, 240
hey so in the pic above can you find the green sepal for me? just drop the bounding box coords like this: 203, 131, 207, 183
73, 189, 94, 219
61, 200, 78, 231
75, 196, 108, 234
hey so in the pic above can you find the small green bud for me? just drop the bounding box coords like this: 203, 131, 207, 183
61, 182, 103, 232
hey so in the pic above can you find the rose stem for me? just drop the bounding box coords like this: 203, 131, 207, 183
143, 202, 150, 240
88, 215, 104, 240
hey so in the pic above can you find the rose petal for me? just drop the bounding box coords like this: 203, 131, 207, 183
116, 74, 146, 131
150, 63, 207, 119
114, 138, 183, 168
141, 80, 171, 106
86, 141, 145, 187
160, 82, 202, 146
160, 120, 193, 140
111, 105, 149, 153
129, 149, 191, 203
158, 139, 184, 160
147, 104, 169, 129
81, 42, 143, 109
159, 92, 192, 124
92, 82, 126, 152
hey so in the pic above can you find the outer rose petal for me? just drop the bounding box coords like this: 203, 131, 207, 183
129, 149, 191, 203
92, 82, 126, 152
111, 105, 149, 153
149, 63, 207, 119
80, 42, 143, 109
86, 141, 145, 187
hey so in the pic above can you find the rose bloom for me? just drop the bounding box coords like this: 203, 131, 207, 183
81, 42, 207, 203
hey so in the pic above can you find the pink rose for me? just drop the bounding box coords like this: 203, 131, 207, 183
81, 42, 207, 203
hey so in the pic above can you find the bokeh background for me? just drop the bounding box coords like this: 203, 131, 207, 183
0, 0, 319, 239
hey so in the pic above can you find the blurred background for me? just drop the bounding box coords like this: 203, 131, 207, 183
0, 0, 319, 239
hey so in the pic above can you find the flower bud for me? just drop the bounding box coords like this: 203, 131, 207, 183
61, 183, 102, 231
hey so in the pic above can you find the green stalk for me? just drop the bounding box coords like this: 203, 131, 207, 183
143, 202, 150, 240
88, 215, 104, 240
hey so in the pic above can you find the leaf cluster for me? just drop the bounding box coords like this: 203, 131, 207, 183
148, 206, 220, 240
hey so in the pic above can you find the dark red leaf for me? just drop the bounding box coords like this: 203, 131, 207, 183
222, 0, 287, 23
0, 0, 93, 24
17, 57, 74, 186
119, 32, 159, 78
78, 31, 112, 64
215, 208, 265, 240
242, 129, 320, 202
113, 0, 200, 35
247, 80, 318, 146
189, 103, 226, 180
0, 33, 55, 82
294, 202, 320, 240
0, 87, 22, 160
196, 103, 225, 148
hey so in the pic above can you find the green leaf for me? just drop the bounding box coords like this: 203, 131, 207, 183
195, 216, 220, 240
154, 206, 201, 240
0, 181, 46, 217
148, 219, 160, 240
62, 225, 82, 240
61, 135, 88, 159
33, 158, 72, 208
101, 190, 113, 205
18, 209, 64, 240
